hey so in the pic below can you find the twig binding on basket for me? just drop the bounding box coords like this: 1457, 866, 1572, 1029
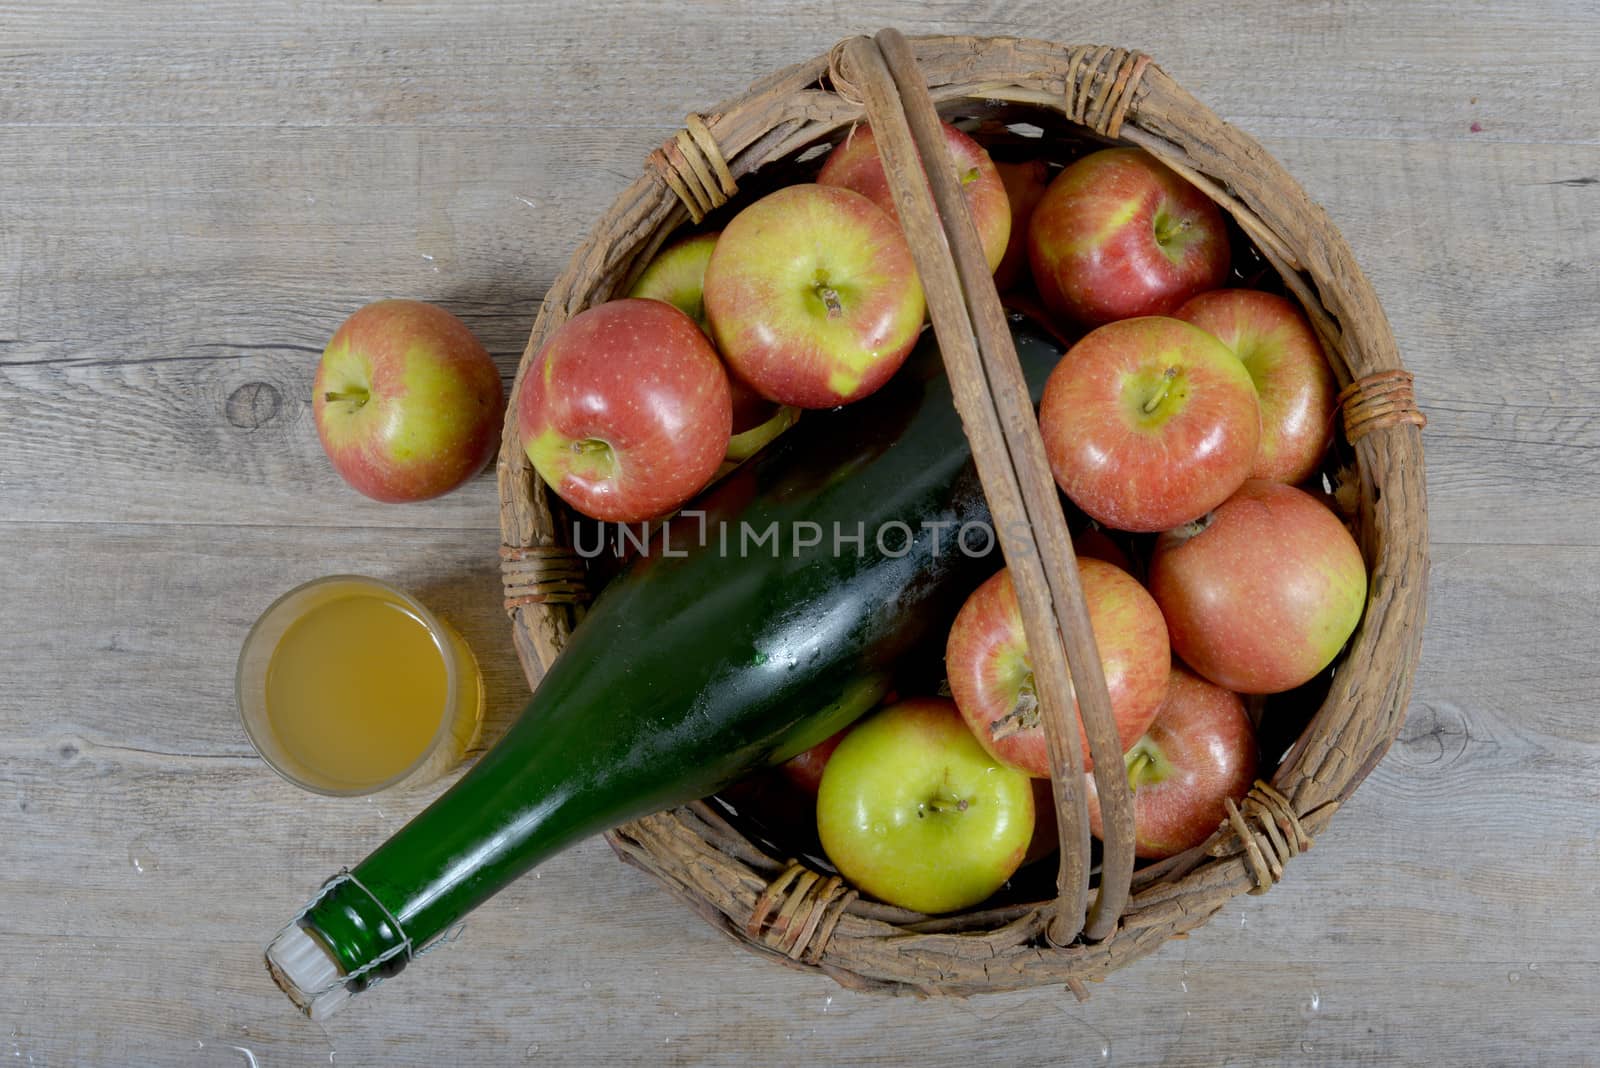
1339, 369, 1426, 443
747, 862, 859, 963
1061, 45, 1152, 138
1216, 781, 1315, 895
500, 544, 589, 612
648, 113, 738, 223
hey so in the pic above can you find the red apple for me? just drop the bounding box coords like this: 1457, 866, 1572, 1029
703, 184, 926, 409
1175, 289, 1337, 484
1085, 665, 1258, 858
628, 231, 783, 437
993, 158, 1051, 291
1039, 316, 1260, 533
945, 559, 1171, 778
1022, 776, 1061, 867
1149, 479, 1368, 694
518, 298, 731, 522
313, 299, 504, 503
1028, 147, 1230, 326
818, 121, 1011, 274
1074, 526, 1134, 573
777, 726, 851, 795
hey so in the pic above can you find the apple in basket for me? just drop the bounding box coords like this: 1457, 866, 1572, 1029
817, 698, 1034, 914
627, 231, 795, 458
992, 158, 1053, 292
1028, 147, 1230, 326
1039, 316, 1260, 533
1149, 479, 1368, 694
703, 184, 926, 410
313, 299, 504, 503
1175, 288, 1337, 484
818, 120, 1012, 274
1086, 665, 1259, 859
944, 559, 1171, 778
518, 298, 731, 523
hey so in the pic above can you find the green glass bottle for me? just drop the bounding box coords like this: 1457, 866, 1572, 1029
266, 318, 1063, 1017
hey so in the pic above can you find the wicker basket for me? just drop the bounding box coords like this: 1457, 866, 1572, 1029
496, 31, 1428, 997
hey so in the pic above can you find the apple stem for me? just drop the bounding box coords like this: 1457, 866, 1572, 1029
1140, 366, 1180, 414
1125, 751, 1153, 792
989, 675, 1041, 741
922, 797, 971, 815
323, 387, 370, 407
815, 283, 844, 319
1155, 215, 1194, 247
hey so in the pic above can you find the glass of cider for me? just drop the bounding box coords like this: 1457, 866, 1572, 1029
237, 575, 485, 796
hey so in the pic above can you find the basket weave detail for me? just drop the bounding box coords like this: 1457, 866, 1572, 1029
648, 114, 738, 223
499, 544, 589, 612
1339, 369, 1426, 443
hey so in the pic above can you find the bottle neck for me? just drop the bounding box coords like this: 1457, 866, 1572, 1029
305, 873, 413, 985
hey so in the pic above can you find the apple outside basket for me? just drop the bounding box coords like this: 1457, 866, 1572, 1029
495, 31, 1428, 997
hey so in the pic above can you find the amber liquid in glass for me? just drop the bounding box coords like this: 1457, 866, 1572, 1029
265, 592, 451, 790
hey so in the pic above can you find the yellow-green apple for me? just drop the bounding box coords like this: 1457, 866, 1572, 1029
993, 158, 1051, 291
1039, 316, 1260, 533
816, 698, 1034, 914
518, 298, 731, 522
703, 184, 926, 409
945, 559, 1170, 779
1085, 665, 1258, 858
1175, 289, 1336, 484
313, 299, 504, 503
627, 231, 788, 441
1028, 147, 1230, 326
818, 121, 1011, 274
627, 231, 720, 332
1148, 479, 1367, 694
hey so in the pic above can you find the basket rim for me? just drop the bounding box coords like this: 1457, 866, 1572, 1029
494, 32, 1429, 996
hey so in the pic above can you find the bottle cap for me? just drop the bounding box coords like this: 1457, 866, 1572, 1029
266, 924, 352, 1020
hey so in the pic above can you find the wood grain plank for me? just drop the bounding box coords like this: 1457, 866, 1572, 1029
2, 0, 1596, 146
1, 525, 1595, 988
3, 0, 1598, 1061
5, 131, 1597, 543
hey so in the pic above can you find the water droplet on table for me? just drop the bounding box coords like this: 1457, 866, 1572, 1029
1507, 970, 1521, 984
1301, 1041, 1315, 1053
1307, 989, 1321, 1013
582, 980, 592, 990
524, 1042, 540, 1058
128, 837, 159, 873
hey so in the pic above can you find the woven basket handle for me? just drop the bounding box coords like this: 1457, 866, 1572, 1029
837, 30, 1137, 945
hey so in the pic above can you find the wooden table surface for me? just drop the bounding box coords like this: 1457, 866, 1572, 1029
4, 2, 1597, 1064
